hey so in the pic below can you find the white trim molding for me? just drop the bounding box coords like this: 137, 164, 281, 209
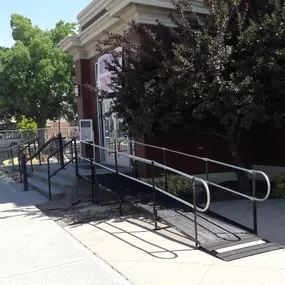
59, 0, 208, 61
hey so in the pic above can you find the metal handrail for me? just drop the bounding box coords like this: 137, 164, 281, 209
80, 141, 211, 213
4, 138, 35, 152
18, 138, 39, 155
27, 137, 55, 161
253, 170, 271, 201
130, 140, 252, 172
48, 138, 75, 160
20, 136, 67, 192
80, 156, 116, 173
128, 139, 271, 203
47, 138, 78, 200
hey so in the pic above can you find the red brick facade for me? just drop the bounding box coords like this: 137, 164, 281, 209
74, 60, 285, 177
135, 132, 252, 177
72, 38, 285, 177
135, 128, 285, 178
75, 59, 100, 159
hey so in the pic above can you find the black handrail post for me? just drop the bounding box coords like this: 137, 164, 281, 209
205, 158, 210, 193
90, 142, 99, 204
6, 149, 9, 160
10, 149, 15, 168
131, 141, 135, 178
90, 157, 95, 204
22, 154, 28, 191
151, 161, 158, 230
192, 178, 199, 248
28, 143, 34, 172
70, 140, 74, 164
58, 133, 64, 169
18, 154, 23, 183
33, 140, 36, 153
56, 147, 60, 164
205, 159, 209, 181
74, 139, 79, 178
114, 142, 123, 216
93, 157, 99, 204
47, 158, 52, 201
37, 138, 41, 165
163, 148, 168, 191
38, 151, 42, 165
252, 172, 258, 234
135, 161, 140, 180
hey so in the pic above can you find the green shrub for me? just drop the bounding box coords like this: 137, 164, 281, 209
155, 174, 200, 199
272, 174, 285, 199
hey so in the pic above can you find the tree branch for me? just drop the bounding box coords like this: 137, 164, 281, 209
278, 113, 285, 120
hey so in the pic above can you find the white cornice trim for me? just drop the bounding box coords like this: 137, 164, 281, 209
78, 0, 207, 28
58, 36, 88, 61
77, 0, 110, 27
78, 0, 123, 30
133, 0, 208, 14
58, 36, 81, 52
60, 0, 208, 61
80, 15, 120, 46
79, 2, 138, 47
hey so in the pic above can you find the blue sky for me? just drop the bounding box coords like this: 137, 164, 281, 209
0, 0, 92, 47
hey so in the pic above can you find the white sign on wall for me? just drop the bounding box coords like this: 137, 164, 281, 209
79, 119, 93, 142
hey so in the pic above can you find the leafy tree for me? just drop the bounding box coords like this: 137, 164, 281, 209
98, 0, 285, 189
0, 14, 76, 144
96, 24, 178, 136
17, 116, 37, 130
16, 116, 38, 140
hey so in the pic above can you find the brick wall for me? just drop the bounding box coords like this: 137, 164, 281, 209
253, 126, 285, 166
75, 58, 100, 159
135, 130, 253, 178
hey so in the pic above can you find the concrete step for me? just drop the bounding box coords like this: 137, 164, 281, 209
27, 177, 66, 200
28, 170, 76, 189
29, 161, 132, 178
26, 165, 93, 201
28, 164, 80, 182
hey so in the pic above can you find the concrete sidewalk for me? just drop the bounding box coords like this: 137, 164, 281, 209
1, 180, 285, 285
65, 215, 285, 285
0, 181, 131, 285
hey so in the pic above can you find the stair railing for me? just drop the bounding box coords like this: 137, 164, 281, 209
20, 136, 61, 191
47, 138, 78, 200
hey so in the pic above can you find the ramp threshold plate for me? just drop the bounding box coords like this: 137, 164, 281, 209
215, 240, 266, 254
209, 239, 281, 262
97, 173, 283, 262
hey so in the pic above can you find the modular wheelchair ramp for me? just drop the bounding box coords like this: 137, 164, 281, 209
95, 172, 281, 262
79, 140, 281, 262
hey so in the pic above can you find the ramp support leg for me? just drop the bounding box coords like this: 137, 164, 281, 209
192, 179, 199, 248
90, 158, 98, 204
114, 142, 123, 217
252, 173, 258, 234
151, 161, 158, 230
163, 148, 168, 191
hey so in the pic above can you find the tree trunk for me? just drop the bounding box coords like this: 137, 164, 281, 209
226, 135, 250, 191
37, 116, 46, 147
